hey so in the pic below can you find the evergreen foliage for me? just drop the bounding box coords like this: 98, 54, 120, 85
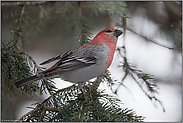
2, 1, 175, 121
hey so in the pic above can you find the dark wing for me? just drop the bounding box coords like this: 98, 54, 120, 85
41, 51, 97, 74
40, 50, 73, 65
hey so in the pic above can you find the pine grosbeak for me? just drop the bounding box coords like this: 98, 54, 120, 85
15, 28, 123, 98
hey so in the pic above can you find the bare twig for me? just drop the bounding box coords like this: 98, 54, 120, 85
117, 11, 131, 18
114, 72, 128, 94
120, 26, 182, 53
1, 1, 47, 7
78, 104, 83, 121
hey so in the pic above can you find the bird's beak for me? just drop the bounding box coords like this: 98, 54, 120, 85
114, 29, 123, 37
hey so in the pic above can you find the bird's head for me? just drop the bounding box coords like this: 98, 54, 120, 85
96, 28, 123, 39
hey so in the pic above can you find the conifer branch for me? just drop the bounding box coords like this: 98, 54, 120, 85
38, 4, 51, 25
15, 107, 39, 122
98, 94, 113, 104
10, 4, 25, 51
114, 72, 128, 94
3, 2, 144, 121
117, 19, 165, 111
18, 52, 58, 107
78, 1, 88, 45
42, 84, 76, 104
91, 107, 116, 121
38, 109, 46, 122
129, 72, 165, 112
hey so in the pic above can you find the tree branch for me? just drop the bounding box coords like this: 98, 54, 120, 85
42, 84, 76, 104
9, 4, 25, 52
15, 107, 39, 122
129, 72, 165, 112
120, 26, 182, 53
38, 4, 51, 25
18, 52, 58, 107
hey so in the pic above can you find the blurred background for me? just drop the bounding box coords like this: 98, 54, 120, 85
1, 1, 182, 122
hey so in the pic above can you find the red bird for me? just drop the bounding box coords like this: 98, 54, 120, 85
15, 28, 123, 99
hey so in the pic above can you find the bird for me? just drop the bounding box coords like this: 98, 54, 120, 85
15, 28, 123, 100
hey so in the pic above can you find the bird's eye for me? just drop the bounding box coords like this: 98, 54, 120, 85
106, 30, 113, 32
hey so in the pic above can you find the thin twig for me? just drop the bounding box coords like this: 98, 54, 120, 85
78, 104, 83, 121
4, 49, 13, 57
117, 11, 131, 18
38, 109, 46, 122
114, 72, 128, 94
1, 1, 47, 7
120, 26, 182, 53
64, 99, 79, 109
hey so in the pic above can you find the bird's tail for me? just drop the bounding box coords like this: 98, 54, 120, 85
15, 75, 42, 88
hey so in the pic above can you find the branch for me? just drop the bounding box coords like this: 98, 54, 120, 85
18, 52, 58, 107
91, 107, 116, 121
42, 84, 76, 104
120, 26, 182, 53
15, 107, 39, 122
9, 4, 25, 51
16, 98, 79, 122
38, 4, 51, 25
1, 1, 47, 7
117, 11, 131, 18
78, 104, 83, 121
129, 72, 165, 112
114, 72, 128, 94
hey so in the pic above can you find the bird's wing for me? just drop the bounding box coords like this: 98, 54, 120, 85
40, 50, 73, 65
42, 50, 97, 74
